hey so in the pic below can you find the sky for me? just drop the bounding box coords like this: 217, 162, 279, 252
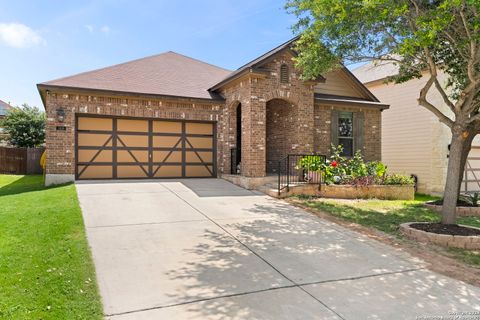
0, 0, 305, 109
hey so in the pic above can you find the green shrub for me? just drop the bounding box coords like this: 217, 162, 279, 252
383, 174, 415, 185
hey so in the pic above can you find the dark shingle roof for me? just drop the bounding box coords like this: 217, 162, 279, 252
0, 100, 12, 116
39, 52, 231, 100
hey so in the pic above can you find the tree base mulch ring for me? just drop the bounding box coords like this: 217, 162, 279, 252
410, 223, 480, 236
399, 222, 480, 250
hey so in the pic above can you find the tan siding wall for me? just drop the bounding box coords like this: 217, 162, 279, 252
366, 74, 452, 195
315, 69, 366, 98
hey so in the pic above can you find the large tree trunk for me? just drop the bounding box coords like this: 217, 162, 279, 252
442, 127, 471, 224
456, 132, 475, 196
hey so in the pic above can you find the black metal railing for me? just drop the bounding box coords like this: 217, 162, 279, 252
278, 154, 326, 194
230, 148, 240, 175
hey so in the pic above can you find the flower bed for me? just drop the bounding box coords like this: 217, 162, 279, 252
293, 145, 415, 200
400, 222, 480, 249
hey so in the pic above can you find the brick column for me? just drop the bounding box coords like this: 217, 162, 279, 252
241, 98, 266, 177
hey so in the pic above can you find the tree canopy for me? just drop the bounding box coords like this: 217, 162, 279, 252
286, 0, 480, 224
1, 104, 45, 148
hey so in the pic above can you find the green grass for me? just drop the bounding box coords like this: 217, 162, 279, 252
0, 175, 102, 319
293, 194, 480, 267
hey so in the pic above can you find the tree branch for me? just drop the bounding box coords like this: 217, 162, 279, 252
434, 78, 456, 113
418, 74, 454, 127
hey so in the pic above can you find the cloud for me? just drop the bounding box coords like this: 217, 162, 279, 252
100, 26, 110, 35
0, 22, 46, 48
85, 24, 94, 33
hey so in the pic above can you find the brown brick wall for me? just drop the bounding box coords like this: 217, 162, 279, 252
44, 91, 224, 175
314, 104, 382, 161
219, 51, 316, 177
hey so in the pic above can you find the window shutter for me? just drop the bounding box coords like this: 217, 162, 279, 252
331, 110, 339, 147
354, 111, 365, 154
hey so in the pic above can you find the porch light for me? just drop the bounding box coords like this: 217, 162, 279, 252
56, 108, 65, 122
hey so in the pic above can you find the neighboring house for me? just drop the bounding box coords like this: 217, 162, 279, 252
352, 61, 477, 195
0, 99, 12, 145
37, 37, 387, 186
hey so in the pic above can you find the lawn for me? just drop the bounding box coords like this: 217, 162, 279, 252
0, 175, 102, 319
290, 194, 480, 267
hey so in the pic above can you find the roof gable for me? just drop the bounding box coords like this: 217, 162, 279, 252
209, 37, 310, 91
39, 52, 231, 100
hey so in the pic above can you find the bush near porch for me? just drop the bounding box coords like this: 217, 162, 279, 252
0, 175, 102, 319
293, 145, 415, 200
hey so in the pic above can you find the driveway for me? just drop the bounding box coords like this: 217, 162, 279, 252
76, 179, 480, 319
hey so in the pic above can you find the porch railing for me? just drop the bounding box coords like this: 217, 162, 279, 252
278, 154, 326, 194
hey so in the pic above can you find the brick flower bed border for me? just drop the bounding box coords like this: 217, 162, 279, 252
400, 222, 480, 250
424, 202, 480, 217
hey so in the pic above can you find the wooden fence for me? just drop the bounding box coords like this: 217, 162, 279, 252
0, 147, 45, 175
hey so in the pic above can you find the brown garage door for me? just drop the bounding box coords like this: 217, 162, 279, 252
76, 115, 215, 180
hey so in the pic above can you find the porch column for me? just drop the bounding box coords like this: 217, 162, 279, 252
241, 98, 266, 177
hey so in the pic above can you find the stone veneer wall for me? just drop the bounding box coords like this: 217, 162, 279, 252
44, 91, 224, 183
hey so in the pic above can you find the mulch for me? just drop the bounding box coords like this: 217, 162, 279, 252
410, 223, 480, 236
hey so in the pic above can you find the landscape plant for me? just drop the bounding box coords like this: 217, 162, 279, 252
297, 144, 413, 186
1, 104, 45, 147
286, 0, 480, 224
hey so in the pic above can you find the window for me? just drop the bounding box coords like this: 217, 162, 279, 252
280, 64, 289, 83
338, 112, 354, 157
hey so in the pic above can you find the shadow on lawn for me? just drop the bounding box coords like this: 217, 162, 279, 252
0, 175, 66, 197
303, 201, 440, 234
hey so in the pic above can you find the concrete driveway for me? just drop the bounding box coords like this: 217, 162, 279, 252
76, 179, 480, 319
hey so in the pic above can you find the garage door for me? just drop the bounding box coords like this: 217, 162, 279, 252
76, 115, 215, 180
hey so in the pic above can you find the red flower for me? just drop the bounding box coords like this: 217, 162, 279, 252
331, 160, 338, 167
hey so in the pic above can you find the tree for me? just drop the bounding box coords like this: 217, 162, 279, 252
1, 104, 45, 148
286, 0, 480, 224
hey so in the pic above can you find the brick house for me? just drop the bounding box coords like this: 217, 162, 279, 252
38, 37, 388, 186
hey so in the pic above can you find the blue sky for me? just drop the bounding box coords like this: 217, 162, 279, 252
0, 0, 301, 109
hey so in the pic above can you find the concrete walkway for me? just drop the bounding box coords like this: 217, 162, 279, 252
76, 179, 480, 319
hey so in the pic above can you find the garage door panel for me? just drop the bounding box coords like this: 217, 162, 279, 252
153, 151, 182, 163
186, 151, 213, 163
78, 165, 113, 179
117, 119, 148, 132
117, 135, 149, 147
76, 116, 215, 180
78, 150, 113, 163
186, 165, 213, 177
153, 121, 182, 134
78, 117, 113, 131
186, 122, 213, 135
186, 137, 213, 149
117, 165, 149, 178
117, 150, 149, 163
153, 136, 182, 148
78, 133, 113, 147
153, 165, 182, 178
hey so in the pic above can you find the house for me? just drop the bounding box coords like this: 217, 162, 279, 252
37, 37, 388, 186
352, 61, 479, 195
0, 99, 12, 145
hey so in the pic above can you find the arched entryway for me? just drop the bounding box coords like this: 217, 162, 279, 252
266, 98, 296, 174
